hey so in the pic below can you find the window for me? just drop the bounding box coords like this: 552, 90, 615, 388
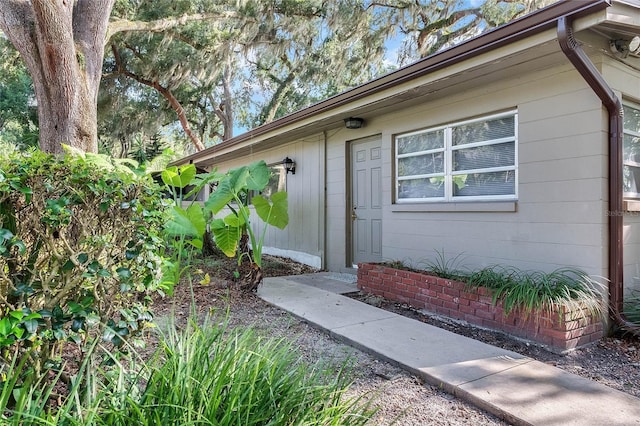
395, 111, 517, 202
624, 102, 640, 199
261, 164, 287, 198
248, 164, 286, 203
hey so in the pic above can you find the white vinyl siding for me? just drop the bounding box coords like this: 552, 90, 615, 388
395, 111, 518, 202
623, 102, 640, 199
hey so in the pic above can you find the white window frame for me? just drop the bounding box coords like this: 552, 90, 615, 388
395, 110, 518, 203
623, 101, 640, 199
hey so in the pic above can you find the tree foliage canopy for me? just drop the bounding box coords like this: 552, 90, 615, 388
0, 0, 554, 155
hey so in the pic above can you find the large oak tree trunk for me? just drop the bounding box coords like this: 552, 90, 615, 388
0, 0, 115, 154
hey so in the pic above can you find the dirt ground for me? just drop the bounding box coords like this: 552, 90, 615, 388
152, 255, 508, 425
150, 254, 640, 425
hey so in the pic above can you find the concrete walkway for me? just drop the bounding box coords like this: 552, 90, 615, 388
258, 273, 640, 426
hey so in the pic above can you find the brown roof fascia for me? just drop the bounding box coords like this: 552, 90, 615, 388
178, 0, 610, 166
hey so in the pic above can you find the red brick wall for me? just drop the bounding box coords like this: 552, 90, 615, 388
357, 263, 603, 353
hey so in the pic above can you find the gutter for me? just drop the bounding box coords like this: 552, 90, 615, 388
322, 130, 328, 270
557, 15, 639, 333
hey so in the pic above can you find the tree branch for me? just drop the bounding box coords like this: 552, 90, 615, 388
73, 0, 115, 86
111, 44, 205, 151
366, 1, 412, 11
260, 69, 297, 124
164, 29, 205, 50
107, 12, 241, 40
123, 42, 144, 61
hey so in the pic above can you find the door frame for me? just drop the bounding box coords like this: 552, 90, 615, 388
346, 134, 383, 268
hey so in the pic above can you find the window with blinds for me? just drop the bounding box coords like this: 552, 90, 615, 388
395, 111, 517, 202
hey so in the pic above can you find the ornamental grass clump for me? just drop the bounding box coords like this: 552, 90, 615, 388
623, 289, 640, 325
0, 349, 59, 424
111, 318, 372, 426
418, 250, 468, 281
466, 266, 605, 318
0, 318, 373, 425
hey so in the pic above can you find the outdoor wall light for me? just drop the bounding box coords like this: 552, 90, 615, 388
630, 36, 640, 53
283, 157, 296, 175
610, 36, 640, 58
344, 117, 364, 129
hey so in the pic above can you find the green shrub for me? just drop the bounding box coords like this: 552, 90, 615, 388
161, 160, 290, 291
0, 149, 168, 374
1, 319, 373, 425
0, 348, 53, 424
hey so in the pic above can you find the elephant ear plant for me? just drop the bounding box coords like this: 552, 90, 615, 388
0, 149, 169, 377
161, 161, 289, 291
205, 160, 289, 291
160, 163, 219, 286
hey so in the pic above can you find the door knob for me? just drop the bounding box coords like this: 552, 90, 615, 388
351, 209, 358, 220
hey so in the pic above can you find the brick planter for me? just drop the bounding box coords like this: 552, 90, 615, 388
357, 262, 604, 353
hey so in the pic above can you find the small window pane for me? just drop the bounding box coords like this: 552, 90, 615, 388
624, 165, 640, 196
398, 152, 444, 177
397, 129, 444, 154
452, 116, 515, 146
453, 171, 515, 197
255, 165, 286, 200
624, 104, 640, 198
453, 142, 515, 171
398, 177, 444, 199
624, 105, 640, 133
624, 134, 640, 164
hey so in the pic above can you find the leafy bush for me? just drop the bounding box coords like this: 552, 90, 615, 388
0, 149, 168, 374
1, 319, 373, 425
162, 161, 289, 291
204, 160, 289, 290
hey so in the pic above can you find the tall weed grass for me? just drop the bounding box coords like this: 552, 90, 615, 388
1, 318, 373, 425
